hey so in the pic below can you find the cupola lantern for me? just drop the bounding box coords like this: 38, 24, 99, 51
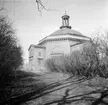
60, 12, 71, 29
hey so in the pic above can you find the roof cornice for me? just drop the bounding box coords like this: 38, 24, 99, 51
38, 36, 90, 45
28, 44, 46, 51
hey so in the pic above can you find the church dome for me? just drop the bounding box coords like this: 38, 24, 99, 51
38, 14, 90, 45
50, 28, 86, 38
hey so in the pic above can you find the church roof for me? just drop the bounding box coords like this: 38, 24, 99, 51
28, 44, 45, 51
50, 28, 87, 38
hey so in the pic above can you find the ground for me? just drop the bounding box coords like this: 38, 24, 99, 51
0, 71, 107, 105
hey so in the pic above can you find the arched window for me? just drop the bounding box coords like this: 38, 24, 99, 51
51, 46, 64, 57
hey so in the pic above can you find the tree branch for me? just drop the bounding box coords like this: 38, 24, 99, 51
35, 0, 59, 12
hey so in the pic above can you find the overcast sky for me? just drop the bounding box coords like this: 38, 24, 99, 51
0, 0, 108, 63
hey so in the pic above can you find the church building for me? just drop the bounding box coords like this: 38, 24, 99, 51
28, 14, 90, 72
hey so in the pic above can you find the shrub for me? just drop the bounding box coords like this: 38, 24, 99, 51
45, 39, 108, 78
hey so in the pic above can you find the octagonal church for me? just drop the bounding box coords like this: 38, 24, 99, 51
28, 14, 90, 72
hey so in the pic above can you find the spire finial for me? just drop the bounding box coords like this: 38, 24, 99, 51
65, 11, 67, 15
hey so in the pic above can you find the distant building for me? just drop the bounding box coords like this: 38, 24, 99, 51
28, 14, 90, 72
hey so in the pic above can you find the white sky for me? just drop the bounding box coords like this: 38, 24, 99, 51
0, 0, 108, 63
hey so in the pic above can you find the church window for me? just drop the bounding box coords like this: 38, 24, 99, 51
38, 52, 41, 56
38, 51, 43, 59
51, 46, 64, 57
